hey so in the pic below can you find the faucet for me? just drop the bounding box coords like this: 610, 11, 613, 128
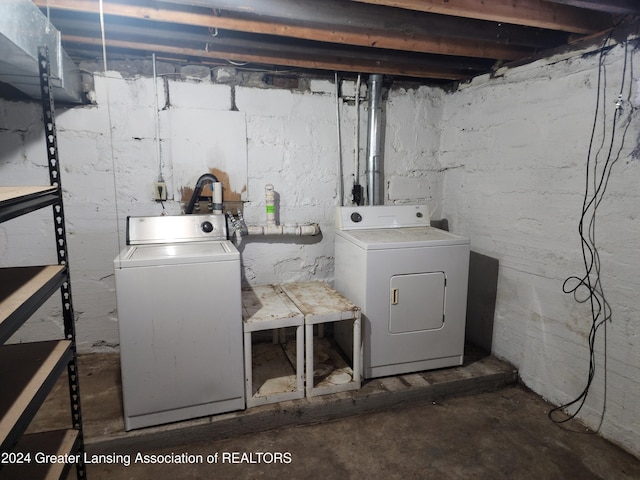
185, 173, 221, 214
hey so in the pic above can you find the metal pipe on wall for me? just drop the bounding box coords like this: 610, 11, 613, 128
353, 74, 363, 206
365, 74, 384, 205
335, 72, 344, 206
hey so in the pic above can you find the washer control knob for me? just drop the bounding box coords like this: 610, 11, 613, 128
201, 221, 214, 233
350, 212, 362, 223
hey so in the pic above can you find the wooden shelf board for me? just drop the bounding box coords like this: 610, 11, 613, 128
0, 429, 80, 480
0, 341, 73, 451
0, 266, 66, 345
0, 186, 59, 223
0, 187, 57, 205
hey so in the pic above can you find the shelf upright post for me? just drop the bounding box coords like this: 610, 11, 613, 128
37, 46, 86, 480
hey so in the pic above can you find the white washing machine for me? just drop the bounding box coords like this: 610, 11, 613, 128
334, 205, 470, 379
114, 214, 244, 430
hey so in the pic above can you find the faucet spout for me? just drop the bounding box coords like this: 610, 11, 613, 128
185, 173, 220, 214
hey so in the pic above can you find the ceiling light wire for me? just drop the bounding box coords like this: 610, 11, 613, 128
225, 59, 249, 67
45, 0, 50, 33
98, 0, 123, 268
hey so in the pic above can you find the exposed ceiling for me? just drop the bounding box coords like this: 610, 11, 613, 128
28, 0, 640, 84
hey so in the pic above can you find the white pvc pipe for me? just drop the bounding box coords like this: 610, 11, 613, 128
212, 182, 223, 214
247, 224, 321, 236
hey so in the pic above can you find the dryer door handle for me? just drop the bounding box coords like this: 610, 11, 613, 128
391, 288, 399, 305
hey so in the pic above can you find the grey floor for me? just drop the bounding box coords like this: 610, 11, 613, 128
82, 385, 640, 480
21, 351, 640, 480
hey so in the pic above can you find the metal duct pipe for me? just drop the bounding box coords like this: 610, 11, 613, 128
0, 0, 82, 103
365, 74, 384, 205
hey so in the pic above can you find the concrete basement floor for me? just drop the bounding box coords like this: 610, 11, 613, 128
25, 347, 640, 480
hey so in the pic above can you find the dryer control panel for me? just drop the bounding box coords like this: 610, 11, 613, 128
335, 205, 430, 230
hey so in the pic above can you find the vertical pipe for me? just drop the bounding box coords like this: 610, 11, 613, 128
355, 75, 361, 178
335, 72, 344, 206
152, 53, 162, 182
366, 74, 384, 205
354, 74, 361, 205
212, 182, 223, 214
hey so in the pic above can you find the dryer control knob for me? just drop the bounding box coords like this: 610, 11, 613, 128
350, 212, 362, 223
201, 221, 214, 233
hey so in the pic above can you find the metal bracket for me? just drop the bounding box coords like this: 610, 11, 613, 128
38, 46, 86, 480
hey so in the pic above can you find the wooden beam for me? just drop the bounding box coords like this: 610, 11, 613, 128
156, 0, 569, 47
61, 34, 475, 79
349, 0, 612, 34
544, 0, 640, 15
34, 0, 531, 60
55, 18, 493, 70
53, 16, 495, 74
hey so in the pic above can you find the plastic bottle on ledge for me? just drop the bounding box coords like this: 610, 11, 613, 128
265, 184, 276, 226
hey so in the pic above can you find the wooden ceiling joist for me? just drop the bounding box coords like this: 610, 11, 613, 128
349, 0, 613, 34
545, 0, 640, 15
63, 34, 472, 79
34, 0, 533, 60
27, 0, 621, 83
152, 0, 574, 48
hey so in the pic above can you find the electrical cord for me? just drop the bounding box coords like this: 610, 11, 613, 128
98, 0, 124, 269
549, 31, 635, 430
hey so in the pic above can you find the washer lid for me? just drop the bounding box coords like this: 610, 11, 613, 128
335, 226, 469, 249
114, 240, 239, 268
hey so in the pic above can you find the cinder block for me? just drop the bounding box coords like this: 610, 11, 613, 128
235, 87, 296, 116
388, 175, 432, 200
179, 65, 211, 82
309, 79, 334, 95
168, 81, 231, 110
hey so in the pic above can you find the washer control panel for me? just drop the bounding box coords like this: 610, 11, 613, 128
335, 205, 430, 230
127, 214, 228, 244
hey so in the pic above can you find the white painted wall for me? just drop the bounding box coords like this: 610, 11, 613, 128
0, 70, 444, 352
439, 40, 640, 457
1, 34, 638, 457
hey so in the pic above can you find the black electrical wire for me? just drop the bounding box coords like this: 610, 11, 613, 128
549, 30, 635, 430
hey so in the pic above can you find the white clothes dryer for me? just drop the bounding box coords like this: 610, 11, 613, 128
334, 205, 470, 379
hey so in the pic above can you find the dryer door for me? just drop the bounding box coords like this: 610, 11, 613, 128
389, 272, 445, 333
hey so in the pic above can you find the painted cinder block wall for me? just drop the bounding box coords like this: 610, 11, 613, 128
0, 35, 638, 457
0, 69, 445, 351
439, 40, 640, 457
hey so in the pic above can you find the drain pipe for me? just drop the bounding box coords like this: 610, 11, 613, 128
365, 74, 384, 206
185, 173, 222, 214
229, 184, 321, 241
246, 224, 321, 236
